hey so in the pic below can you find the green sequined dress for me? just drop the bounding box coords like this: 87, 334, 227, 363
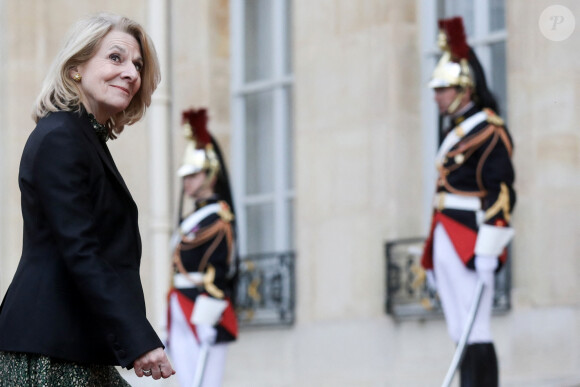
0, 351, 130, 387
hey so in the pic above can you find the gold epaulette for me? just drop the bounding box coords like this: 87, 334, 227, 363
484, 108, 504, 127
217, 201, 235, 223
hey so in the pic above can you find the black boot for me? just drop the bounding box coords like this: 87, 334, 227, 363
460, 343, 498, 387
460, 344, 475, 387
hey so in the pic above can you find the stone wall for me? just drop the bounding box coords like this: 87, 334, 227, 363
1, 0, 579, 385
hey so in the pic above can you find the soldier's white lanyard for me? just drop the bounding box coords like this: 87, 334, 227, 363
169, 203, 221, 252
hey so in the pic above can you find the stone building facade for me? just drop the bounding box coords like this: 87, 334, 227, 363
0, 0, 578, 385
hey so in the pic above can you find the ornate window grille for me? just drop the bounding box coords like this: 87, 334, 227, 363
385, 238, 511, 320
235, 251, 295, 327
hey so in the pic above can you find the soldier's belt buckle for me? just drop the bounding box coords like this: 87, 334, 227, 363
437, 193, 446, 211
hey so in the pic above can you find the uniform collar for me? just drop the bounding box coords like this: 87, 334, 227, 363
195, 196, 219, 209
451, 102, 479, 127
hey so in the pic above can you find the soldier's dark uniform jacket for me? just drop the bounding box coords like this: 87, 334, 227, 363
421, 104, 516, 270
168, 198, 238, 344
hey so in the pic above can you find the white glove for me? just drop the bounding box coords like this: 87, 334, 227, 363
191, 295, 228, 326
474, 255, 498, 287
426, 270, 437, 292
196, 324, 218, 345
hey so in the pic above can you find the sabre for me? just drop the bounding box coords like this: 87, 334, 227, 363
189, 295, 226, 387
191, 343, 210, 387
441, 279, 485, 387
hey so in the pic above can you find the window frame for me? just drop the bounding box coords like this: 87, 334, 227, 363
230, 0, 294, 256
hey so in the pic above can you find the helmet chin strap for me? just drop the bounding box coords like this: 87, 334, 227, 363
446, 88, 465, 115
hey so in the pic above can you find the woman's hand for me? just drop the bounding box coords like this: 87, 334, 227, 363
133, 347, 176, 380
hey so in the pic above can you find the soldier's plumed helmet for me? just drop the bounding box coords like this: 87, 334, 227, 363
429, 16, 500, 114
429, 17, 473, 89
177, 108, 220, 178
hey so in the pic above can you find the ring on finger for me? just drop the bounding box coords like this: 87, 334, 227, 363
142, 369, 152, 376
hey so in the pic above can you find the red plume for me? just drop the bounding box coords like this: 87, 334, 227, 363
441, 16, 469, 61
182, 108, 211, 149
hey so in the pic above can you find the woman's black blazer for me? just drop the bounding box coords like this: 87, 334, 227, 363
0, 110, 163, 368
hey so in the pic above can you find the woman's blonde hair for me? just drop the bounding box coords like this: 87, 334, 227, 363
32, 12, 161, 136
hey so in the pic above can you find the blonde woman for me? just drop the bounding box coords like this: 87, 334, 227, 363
0, 13, 174, 385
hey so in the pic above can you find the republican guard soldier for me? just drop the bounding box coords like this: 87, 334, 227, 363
421, 16, 516, 387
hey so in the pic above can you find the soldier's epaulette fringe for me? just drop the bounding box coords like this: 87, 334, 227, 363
483, 108, 504, 127
218, 200, 234, 223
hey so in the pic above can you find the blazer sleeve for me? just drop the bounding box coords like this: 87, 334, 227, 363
31, 125, 162, 367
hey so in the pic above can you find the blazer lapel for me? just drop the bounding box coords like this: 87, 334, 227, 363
75, 113, 135, 202
73, 111, 142, 259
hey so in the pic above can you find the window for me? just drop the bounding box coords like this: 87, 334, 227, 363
230, 0, 294, 257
